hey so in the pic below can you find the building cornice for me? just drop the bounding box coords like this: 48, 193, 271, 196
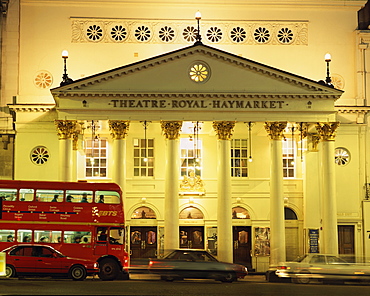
53, 92, 342, 100
335, 105, 370, 114
8, 104, 55, 112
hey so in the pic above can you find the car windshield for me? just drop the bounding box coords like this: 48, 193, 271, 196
165, 251, 218, 262
293, 255, 308, 262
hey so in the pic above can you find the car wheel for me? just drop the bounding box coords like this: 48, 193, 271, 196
5, 265, 16, 278
161, 275, 175, 282
98, 258, 120, 281
69, 265, 87, 281
293, 271, 310, 284
220, 272, 236, 283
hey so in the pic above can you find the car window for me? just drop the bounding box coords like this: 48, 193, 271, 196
309, 255, 326, 264
327, 256, 347, 264
9, 246, 33, 256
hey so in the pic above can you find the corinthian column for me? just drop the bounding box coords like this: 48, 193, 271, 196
55, 120, 77, 182
109, 120, 130, 197
161, 120, 182, 254
316, 122, 339, 255
213, 121, 235, 263
264, 121, 287, 267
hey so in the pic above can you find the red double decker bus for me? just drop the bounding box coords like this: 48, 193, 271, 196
0, 180, 129, 280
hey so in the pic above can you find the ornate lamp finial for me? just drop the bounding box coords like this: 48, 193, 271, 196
195, 11, 202, 45
60, 50, 74, 86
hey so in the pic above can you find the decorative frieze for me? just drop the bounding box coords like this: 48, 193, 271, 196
160, 121, 182, 140
108, 120, 130, 140
71, 18, 308, 46
55, 120, 77, 140
315, 122, 339, 141
213, 121, 235, 140
264, 122, 287, 140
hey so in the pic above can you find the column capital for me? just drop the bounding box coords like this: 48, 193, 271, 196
315, 122, 340, 141
161, 121, 182, 140
109, 120, 130, 139
264, 122, 287, 140
55, 120, 77, 140
213, 121, 235, 140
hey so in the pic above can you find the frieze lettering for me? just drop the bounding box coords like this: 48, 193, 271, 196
109, 99, 285, 110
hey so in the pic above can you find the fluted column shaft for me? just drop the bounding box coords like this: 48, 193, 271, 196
213, 121, 235, 263
265, 122, 287, 266
55, 120, 76, 182
161, 121, 182, 254
109, 120, 130, 198
316, 122, 339, 255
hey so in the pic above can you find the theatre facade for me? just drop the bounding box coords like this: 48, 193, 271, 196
1, 0, 370, 273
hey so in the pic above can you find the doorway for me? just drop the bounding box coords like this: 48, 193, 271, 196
179, 226, 204, 249
338, 225, 355, 254
130, 226, 157, 259
232, 226, 252, 270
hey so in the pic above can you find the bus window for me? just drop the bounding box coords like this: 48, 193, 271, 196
19, 189, 34, 201
17, 229, 32, 242
34, 230, 61, 243
64, 231, 91, 244
35, 189, 64, 202
95, 191, 120, 204
0, 230, 15, 242
0, 188, 17, 201
109, 227, 124, 245
66, 190, 93, 203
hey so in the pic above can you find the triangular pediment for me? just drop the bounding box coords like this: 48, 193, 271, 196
51, 43, 342, 99
51, 43, 342, 122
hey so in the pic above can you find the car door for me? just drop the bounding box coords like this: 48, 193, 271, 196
8, 246, 35, 274
32, 246, 63, 275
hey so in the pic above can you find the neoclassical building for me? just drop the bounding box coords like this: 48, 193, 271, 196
1, 0, 370, 273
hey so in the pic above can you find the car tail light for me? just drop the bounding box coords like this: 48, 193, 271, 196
278, 266, 288, 270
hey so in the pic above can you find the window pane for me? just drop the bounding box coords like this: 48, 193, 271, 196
0, 229, 15, 242
231, 139, 248, 178
85, 137, 108, 179
133, 138, 154, 177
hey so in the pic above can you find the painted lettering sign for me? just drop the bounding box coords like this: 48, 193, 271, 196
109, 99, 286, 110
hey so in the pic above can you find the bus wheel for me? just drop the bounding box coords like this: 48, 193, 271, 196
6, 265, 16, 278
99, 258, 120, 281
69, 265, 87, 281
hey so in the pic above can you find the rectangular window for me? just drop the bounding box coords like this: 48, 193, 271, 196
34, 230, 62, 243
64, 231, 91, 244
35, 189, 63, 202
17, 229, 32, 243
0, 188, 17, 201
65, 190, 93, 203
0, 229, 15, 242
133, 138, 154, 177
85, 138, 108, 178
231, 139, 248, 177
283, 138, 296, 178
180, 138, 202, 177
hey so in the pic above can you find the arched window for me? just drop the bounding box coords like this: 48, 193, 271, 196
284, 207, 298, 220
131, 206, 156, 219
232, 206, 250, 219
179, 207, 204, 219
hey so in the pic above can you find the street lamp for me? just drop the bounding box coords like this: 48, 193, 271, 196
324, 53, 332, 85
317, 52, 334, 88
195, 11, 202, 45
60, 50, 74, 86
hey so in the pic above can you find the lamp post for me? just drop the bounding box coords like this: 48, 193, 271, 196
60, 50, 74, 86
325, 53, 332, 85
195, 11, 202, 44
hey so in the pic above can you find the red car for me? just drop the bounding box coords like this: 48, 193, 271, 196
2, 244, 99, 280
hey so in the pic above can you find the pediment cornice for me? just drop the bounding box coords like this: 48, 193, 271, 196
51, 44, 343, 99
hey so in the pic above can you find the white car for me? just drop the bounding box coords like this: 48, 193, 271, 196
276, 254, 370, 284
